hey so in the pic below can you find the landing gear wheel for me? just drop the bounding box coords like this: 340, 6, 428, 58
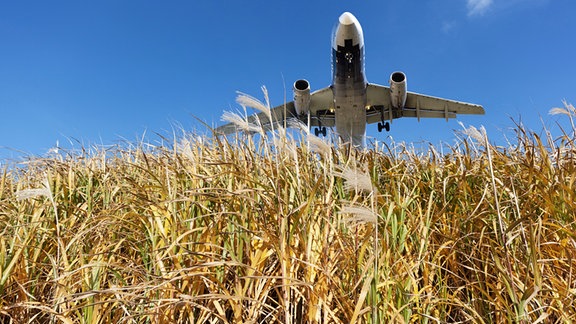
378, 122, 390, 132
315, 127, 327, 137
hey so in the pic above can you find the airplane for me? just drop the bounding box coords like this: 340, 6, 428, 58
216, 12, 484, 147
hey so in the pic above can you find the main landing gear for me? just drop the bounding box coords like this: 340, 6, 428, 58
376, 105, 391, 132
378, 121, 390, 132
313, 111, 327, 136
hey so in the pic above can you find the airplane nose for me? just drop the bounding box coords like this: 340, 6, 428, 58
333, 12, 364, 49
339, 12, 356, 25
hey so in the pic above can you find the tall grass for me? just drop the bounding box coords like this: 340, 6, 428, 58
1, 99, 575, 323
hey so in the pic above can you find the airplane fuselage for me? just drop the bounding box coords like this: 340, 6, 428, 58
332, 12, 368, 147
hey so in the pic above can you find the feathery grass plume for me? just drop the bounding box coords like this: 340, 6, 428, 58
283, 118, 333, 155
549, 107, 573, 117
459, 121, 486, 143
260, 85, 271, 115
236, 90, 272, 125
334, 165, 374, 194
307, 133, 332, 155
339, 205, 378, 225
549, 100, 576, 116
221, 110, 262, 134
287, 118, 308, 132
550, 100, 576, 132
15, 187, 50, 201
176, 134, 202, 162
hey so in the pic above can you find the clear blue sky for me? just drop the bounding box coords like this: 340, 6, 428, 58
1, 1, 574, 160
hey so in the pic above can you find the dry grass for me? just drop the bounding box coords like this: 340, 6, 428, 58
1, 99, 575, 323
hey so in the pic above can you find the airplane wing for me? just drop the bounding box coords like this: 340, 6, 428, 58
365, 83, 484, 124
216, 86, 334, 135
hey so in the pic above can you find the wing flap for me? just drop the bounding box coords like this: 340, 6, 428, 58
401, 109, 457, 119
405, 92, 485, 115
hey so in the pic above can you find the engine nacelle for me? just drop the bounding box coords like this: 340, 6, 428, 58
293, 79, 311, 115
389, 71, 407, 109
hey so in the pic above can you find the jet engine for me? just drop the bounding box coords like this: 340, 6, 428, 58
293, 79, 311, 115
389, 71, 407, 109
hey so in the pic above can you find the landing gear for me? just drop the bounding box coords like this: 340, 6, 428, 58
313, 110, 327, 136
378, 121, 390, 132
376, 105, 391, 132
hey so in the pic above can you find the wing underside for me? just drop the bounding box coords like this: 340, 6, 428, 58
216, 83, 484, 135
365, 83, 484, 124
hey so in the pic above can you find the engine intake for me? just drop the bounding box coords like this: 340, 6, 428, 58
389, 71, 407, 109
293, 79, 311, 115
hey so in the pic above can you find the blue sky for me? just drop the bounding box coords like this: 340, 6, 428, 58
1, 0, 574, 160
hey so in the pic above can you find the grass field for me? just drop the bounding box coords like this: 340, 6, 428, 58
1, 98, 575, 323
